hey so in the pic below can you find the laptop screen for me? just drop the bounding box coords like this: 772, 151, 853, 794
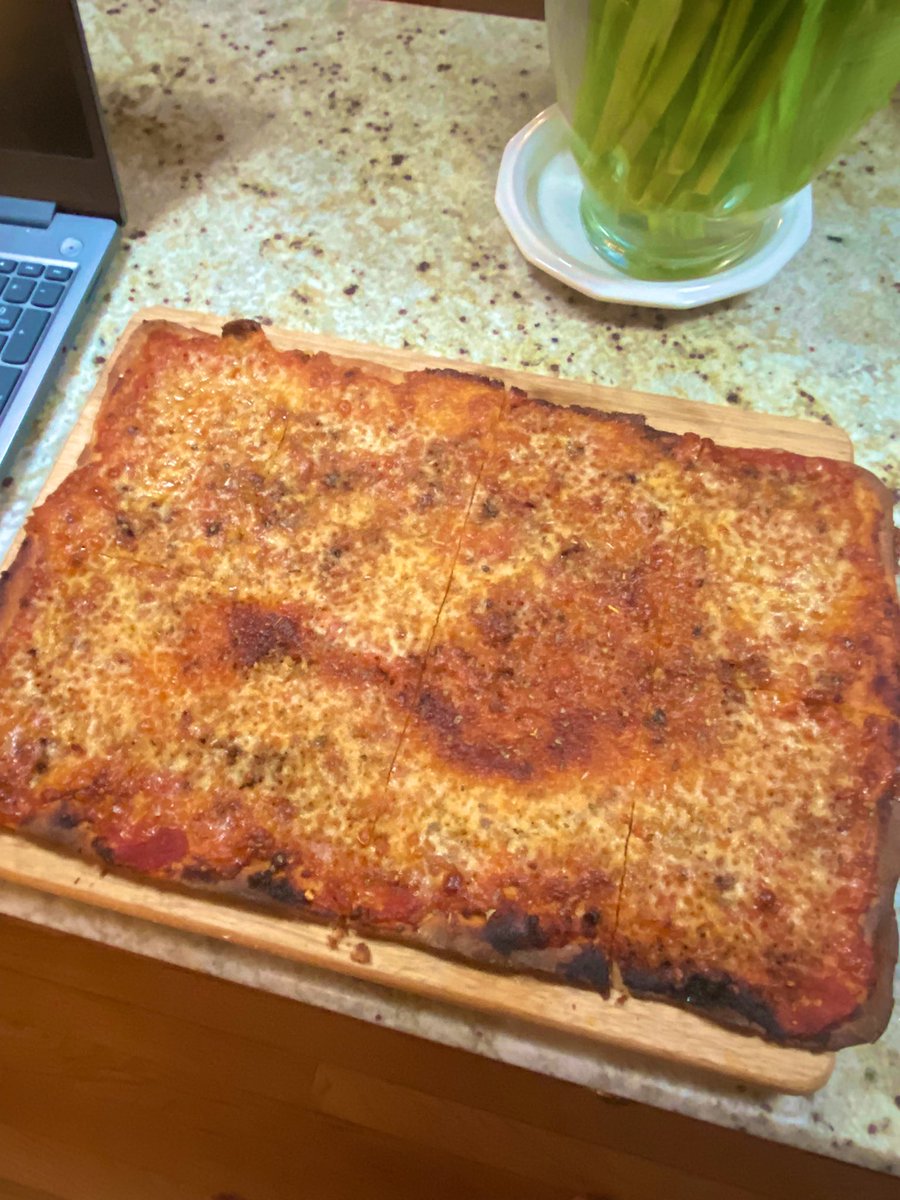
0, 0, 123, 221
0, 10, 93, 159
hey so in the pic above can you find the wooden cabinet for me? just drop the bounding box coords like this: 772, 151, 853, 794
0, 914, 893, 1200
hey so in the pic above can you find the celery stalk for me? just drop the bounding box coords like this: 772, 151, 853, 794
557, 0, 900, 218
614, 2, 720, 174
701, 0, 795, 111
584, 2, 666, 156
570, 1, 632, 146
642, 0, 801, 206
682, 4, 805, 201
665, 0, 758, 175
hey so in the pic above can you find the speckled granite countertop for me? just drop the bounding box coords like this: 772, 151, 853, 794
0, 0, 898, 1177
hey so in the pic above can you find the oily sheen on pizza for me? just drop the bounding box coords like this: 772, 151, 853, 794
1, 319, 897, 1049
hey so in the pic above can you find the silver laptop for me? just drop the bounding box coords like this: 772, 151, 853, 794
0, 0, 124, 474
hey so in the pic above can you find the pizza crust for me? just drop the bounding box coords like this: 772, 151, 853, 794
15, 806, 616, 996
12, 759, 896, 1051
832, 470, 900, 1051
0, 535, 37, 644
832, 772, 899, 1050
20, 773, 897, 1053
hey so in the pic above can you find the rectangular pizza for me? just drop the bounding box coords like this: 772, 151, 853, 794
1, 317, 897, 1050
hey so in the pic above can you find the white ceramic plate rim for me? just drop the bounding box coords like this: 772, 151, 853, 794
495, 105, 813, 310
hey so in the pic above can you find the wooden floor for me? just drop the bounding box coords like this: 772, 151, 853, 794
0, 914, 894, 1200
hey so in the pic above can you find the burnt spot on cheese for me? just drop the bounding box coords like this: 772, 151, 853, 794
738, 653, 772, 688
32, 737, 52, 775
881, 719, 900, 758
414, 688, 534, 781
472, 597, 520, 648
560, 944, 610, 993
803, 687, 844, 708
247, 866, 308, 906
235, 748, 290, 790
228, 603, 301, 668
580, 906, 601, 933
53, 801, 83, 830
92, 836, 116, 865
546, 708, 596, 770
423, 439, 462, 481
483, 907, 549, 956
411, 687, 456, 731
181, 863, 222, 884
114, 512, 136, 541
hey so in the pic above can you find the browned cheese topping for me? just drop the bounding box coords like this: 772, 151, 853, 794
1, 321, 896, 1045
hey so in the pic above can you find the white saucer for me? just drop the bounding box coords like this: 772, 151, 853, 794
494, 106, 813, 310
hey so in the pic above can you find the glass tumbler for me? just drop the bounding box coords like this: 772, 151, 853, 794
546, 0, 900, 280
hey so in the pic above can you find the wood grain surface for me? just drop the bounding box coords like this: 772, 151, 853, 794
4, 913, 895, 1200
0, 306, 847, 1093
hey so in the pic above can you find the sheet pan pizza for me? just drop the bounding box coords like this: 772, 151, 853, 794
1, 318, 897, 1049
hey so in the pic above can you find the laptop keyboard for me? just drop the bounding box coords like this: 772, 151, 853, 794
0, 257, 75, 410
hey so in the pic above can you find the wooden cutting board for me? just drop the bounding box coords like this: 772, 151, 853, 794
0, 306, 850, 1094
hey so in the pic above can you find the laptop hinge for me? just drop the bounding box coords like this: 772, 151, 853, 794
0, 196, 56, 229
